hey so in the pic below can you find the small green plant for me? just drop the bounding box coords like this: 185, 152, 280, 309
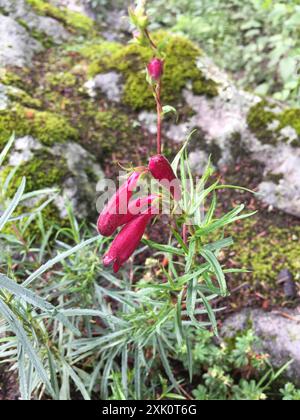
184, 329, 294, 401
280, 383, 300, 401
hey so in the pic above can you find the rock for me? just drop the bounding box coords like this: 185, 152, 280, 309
8, 136, 42, 166
0, 15, 43, 67
0, 0, 70, 45
51, 0, 95, 19
84, 72, 123, 102
221, 308, 300, 385
0, 84, 9, 111
162, 55, 300, 218
4, 138, 104, 220
277, 269, 298, 300
52, 142, 104, 218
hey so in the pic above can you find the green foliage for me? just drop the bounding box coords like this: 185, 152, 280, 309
188, 329, 288, 400
281, 383, 300, 400
85, 32, 218, 110
148, 0, 300, 105
0, 105, 79, 147
0, 136, 299, 400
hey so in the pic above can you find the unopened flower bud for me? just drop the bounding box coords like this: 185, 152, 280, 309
149, 154, 181, 201
147, 58, 164, 81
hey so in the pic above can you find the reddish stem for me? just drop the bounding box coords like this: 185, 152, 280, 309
155, 82, 162, 155
182, 224, 187, 245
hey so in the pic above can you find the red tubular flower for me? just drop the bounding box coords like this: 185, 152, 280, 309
97, 172, 142, 237
103, 212, 153, 273
147, 58, 164, 81
149, 154, 181, 201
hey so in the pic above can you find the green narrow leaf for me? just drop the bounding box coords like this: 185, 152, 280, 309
0, 274, 80, 337
197, 289, 218, 336
185, 331, 193, 383
0, 133, 15, 166
134, 345, 141, 400
23, 236, 100, 287
47, 347, 59, 400
0, 299, 53, 394
142, 238, 185, 257
185, 239, 196, 273
0, 177, 26, 232
63, 362, 90, 401
157, 335, 181, 393
200, 248, 227, 297
121, 346, 128, 399
18, 345, 30, 400
171, 129, 197, 174
204, 192, 217, 226
175, 290, 184, 346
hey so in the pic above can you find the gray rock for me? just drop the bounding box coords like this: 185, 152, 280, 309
8, 136, 42, 166
50, 0, 95, 19
221, 308, 300, 384
0, 83, 9, 111
52, 142, 104, 218
0, 15, 43, 67
6, 138, 104, 219
0, 0, 70, 45
84, 72, 123, 102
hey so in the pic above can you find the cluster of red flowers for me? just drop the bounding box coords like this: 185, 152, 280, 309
97, 154, 180, 273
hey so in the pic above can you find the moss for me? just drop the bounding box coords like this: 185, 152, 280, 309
279, 109, 300, 136
1, 150, 71, 240
247, 100, 300, 147
231, 218, 300, 285
0, 69, 24, 90
6, 86, 42, 108
2, 150, 69, 194
45, 71, 77, 89
26, 0, 95, 34
89, 108, 143, 156
73, 40, 121, 60
86, 33, 218, 110
0, 104, 78, 147
16, 18, 55, 48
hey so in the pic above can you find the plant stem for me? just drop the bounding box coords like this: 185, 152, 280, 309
182, 223, 187, 244
155, 82, 162, 155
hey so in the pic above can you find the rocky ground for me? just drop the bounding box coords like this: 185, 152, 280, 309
0, 0, 300, 397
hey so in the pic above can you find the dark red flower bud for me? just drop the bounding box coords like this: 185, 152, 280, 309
147, 58, 164, 81
149, 154, 181, 201
103, 213, 153, 273
97, 172, 142, 237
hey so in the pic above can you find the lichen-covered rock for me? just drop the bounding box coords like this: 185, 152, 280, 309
0, 14, 43, 67
221, 308, 300, 385
84, 72, 123, 102
0, 0, 70, 46
159, 55, 300, 218
2, 137, 104, 219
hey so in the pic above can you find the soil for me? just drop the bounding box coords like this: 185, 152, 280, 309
0, 365, 19, 400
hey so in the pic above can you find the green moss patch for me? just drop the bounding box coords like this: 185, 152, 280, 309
0, 105, 78, 147
85, 33, 218, 110
87, 108, 144, 157
2, 149, 69, 195
231, 218, 300, 285
247, 100, 300, 147
26, 0, 95, 34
